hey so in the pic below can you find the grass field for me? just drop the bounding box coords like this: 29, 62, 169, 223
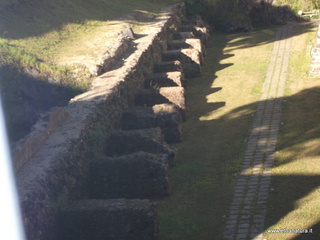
158, 27, 277, 240
263, 23, 320, 240
2, 1, 320, 239
157, 22, 320, 240
0, 0, 178, 89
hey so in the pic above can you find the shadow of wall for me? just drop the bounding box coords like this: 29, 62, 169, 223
0, 65, 77, 141
185, 0, 305, 32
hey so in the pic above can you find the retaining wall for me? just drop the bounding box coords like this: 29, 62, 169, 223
310, 21, 320, 75
16, 3, 185, 239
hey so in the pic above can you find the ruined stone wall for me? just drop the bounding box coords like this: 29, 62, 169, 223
0, 65, 75, 142
16, 3, 185, 239
310, 22, 320, 75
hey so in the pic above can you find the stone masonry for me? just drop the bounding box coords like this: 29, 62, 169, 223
59, 14, 209, 240
310, 21, 320, 75
16, 4, 186, 239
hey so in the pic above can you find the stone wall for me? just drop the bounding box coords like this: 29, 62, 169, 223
16, 3, 185, 239
56, 13, 210, 239
0, 65, 75, 142
310, 22, 320, 75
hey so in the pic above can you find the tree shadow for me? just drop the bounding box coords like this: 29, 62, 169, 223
159, 22, 320, 240
224, 21, 316, 53
0, 0, 173, 40
266, 175, 320, 240
0, 65, 79, 142
223, 87, 320, 239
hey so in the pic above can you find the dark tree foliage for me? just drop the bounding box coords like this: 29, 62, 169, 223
185, 0, 304, 32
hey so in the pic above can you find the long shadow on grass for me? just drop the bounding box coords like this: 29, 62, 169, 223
0, 0, 316, 42
223, 87, 320, 239
0, 65, 79, 142
159, 31, 241, 240
263, 87, 320, 239
0, 0, 172, 40
266, 175, 320, 240
160, 26, 320, 240
224, 22, 316, 53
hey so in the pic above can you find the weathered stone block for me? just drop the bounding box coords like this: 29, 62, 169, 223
173, 31, 195, 40
134, 89, 170, 107
145, 71, 185, 88
179, 25, 209, 46
58, 199, 159, 240
183, 62, 202, 78
134, 86, 186, 120
95, 36, 130, 75
159, 87, 185, 109
121, 105, 182, 143
89, 152, 170, 199
181, 15, 210, 45
105, 128, 177, 167
123, 127, 164, 141
162, 49, 192, 63
153, 60, 183, 73
162, 49, 201, 78
152, 103, 181, 115
16, 3, 187, 240
179, 25, 209, 37
168, 38, 205, 58
12, 107, 68, 171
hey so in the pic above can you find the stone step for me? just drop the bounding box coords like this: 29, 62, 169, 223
153, 60, 183, 73
176, 15, 210, 46
57, 199, 159, 240
105, 128, 177, 167
145, 71, 185, 88
134, 88, 186, 121
159, 86, 185, 109
135, 86, 185, 111
168, 38, 205, 57
134, 88, 170, 106
89, 152, 170, 199
121, 105, 182, 143
179, 25, 209, 37
178, 25, 209, 46
162, 49, 201, 65
173, 31, 195, 40
162, 49, 201, 77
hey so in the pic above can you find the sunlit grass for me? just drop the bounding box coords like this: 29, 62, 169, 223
158, 21, 320, 240
265, 183, 320, 239
0, 0, 179, 88
199, 30, 274, 121
158, 28, 276, 240
264, 23, 320, 240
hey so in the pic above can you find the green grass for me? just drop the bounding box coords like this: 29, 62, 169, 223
275, 0, 319, 12
158, 28, 277, 240
0, 0, 179, 141
263, 23, 320, 240
0, 0, 179, 89
158, 22, 320, 240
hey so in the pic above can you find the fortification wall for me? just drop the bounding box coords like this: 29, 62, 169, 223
16, 3, 185, 239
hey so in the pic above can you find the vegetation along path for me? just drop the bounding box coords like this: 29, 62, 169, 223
158, 22, 320, 240
223, 25, 293, 240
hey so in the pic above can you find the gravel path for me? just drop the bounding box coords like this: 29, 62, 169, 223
223, 25, 293, 240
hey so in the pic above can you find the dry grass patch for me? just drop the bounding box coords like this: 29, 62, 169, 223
158, 28, 276, 240
264, 22, 320, 240
158, 21, 320, 240
0, 0, 178, 86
